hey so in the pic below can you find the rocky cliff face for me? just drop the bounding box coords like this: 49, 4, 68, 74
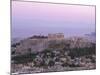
14, 38, 48, 55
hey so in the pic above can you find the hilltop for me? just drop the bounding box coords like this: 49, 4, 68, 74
11, 34, 96, 74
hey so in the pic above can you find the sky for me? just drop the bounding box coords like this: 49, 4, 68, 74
12, 1, 95, 38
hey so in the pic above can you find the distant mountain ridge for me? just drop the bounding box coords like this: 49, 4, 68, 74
85, 32, 96, 37
11, 38, 24, 44
84, 32, 96, 43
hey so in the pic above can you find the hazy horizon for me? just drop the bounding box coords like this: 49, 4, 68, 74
12, 1, 95, 38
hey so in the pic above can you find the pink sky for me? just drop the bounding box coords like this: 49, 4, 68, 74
12, 1, 95, 38
12, 1, 95, 22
